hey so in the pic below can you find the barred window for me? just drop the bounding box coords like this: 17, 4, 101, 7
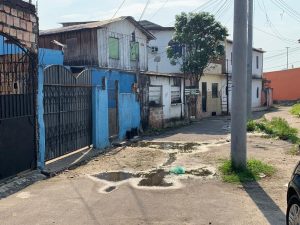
149, 85, 162, 106
212, 83, 218, 98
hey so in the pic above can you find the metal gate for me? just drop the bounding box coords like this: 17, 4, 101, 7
43, 66, 92, 161
0, 33, 37, 180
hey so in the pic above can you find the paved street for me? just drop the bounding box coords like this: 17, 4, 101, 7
0, 107, 299, 225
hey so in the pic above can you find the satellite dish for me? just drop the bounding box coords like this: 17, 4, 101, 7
154, 56, 161, 62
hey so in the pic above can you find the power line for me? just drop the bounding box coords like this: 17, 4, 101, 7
148, 0, 169, 20
111, 0, 127, 20
138, 0, 151, 21
265, 60, 300, 71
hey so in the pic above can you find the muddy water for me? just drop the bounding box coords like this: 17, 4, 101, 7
93, 172, 139, 182
138, 169, 172, 187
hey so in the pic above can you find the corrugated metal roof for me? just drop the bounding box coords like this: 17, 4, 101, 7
139, 20, 174, 31
40, 16, 155, 40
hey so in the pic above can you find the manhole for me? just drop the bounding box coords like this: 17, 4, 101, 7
93, 172, 138, 182
138, 169, 173, 187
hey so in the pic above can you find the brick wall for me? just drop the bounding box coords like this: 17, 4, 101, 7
0, 0, 38, 52
149, 107, 164, 129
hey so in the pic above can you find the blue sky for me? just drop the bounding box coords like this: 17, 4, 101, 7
36, 0, 300, 71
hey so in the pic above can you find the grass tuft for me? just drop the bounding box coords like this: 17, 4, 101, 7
247, 117, 299, 144
290, 104, 300, 117
219, 159, 275, 183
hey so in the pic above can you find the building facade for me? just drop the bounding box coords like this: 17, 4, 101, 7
39, 16, 154, 71
264, 67, 300, 102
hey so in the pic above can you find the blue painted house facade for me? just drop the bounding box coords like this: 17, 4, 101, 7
36, 16, 151, 168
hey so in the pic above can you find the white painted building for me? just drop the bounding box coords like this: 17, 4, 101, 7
139, 21, 185, 127
222, 40, 265, 112
139, 21, 265, 119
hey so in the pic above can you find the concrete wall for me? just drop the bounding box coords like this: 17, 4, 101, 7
150, 75, 184, 118
0, 0, 38, 52
264, 68, 300, 101
147, 29, 181, 74
91, 68, 140, 140
118, 93, 140, 139
199, 74, 224, 116
252, 79, 262, 108
225, 41, 264, 77
92, 70, 109, 149
39, 48, 64, 66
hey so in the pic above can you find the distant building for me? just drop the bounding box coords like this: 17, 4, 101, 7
223, 40, 265, 113
140, 20, 265, 119
264, 67, 300, 102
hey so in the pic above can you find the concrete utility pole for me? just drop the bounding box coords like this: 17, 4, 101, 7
247, 0, 253, 120
231, 0, 248, 170
286, 47, 290, 69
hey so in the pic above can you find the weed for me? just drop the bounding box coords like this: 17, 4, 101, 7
288, 145, 300, 156
247, 117, 299, 144
290, 104, 300, 117
219, 159, 275, 183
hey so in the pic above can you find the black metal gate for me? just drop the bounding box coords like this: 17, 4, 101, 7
0, 33, 37, 180
43, 66, 92, 161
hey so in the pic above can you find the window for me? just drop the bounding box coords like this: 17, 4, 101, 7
168, 40, 182, 56
171, 86, 181, 104
130, 41, 139, 61
149, 86, 162, 106
151, 46, 158, 54
257, 87, 260, 98
109, 37, 119, 59
256, 55, 259, 69
212, 83, 218, 98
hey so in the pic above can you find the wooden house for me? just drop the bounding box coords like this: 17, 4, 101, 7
39, 16, 155, 71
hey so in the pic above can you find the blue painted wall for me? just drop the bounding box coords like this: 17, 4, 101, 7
91, 68, 140, 141
118, 93, 141, 139
39, 48, 64, 66
92, 69, 110, 149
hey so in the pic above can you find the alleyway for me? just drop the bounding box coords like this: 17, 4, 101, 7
0, 107, 299, 225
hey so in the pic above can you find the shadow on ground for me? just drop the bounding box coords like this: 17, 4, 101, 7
243, 181, 286, 225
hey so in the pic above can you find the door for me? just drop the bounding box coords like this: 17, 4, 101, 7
0, 33, 37, 180
202, 82, 207, 112
108, 79, 119, 138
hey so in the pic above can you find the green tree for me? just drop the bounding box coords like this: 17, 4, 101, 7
167, 12, 228, 86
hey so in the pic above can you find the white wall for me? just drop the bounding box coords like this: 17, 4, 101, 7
225, 41, 264, 78
147, 30, 182, 74
150, 75, 184, 120
97, 19, 149, 71
252, 79, 262, 108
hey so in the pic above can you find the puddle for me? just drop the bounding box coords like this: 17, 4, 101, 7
163, 153, 177, 166
138, 169, 173, 187
186, 168, 213, 177
104, 186, 117, 193
133, 141, 201, 152
93, 171, 139, 182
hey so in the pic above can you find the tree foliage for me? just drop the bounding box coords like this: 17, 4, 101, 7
167, 12, 228, 83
